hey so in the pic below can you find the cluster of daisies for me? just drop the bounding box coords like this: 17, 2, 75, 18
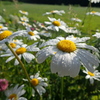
0, 7, 100, 100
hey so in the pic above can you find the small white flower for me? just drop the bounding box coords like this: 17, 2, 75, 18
20, 16, 29, 22
45, 17, 68, 32
0, 40, 23, 51
0, 24, 8, 31
36, 35, 100, 77
18, 21, 29, 26
89, 0, 100, 3
86, 11, 100, 16
83, 68, 100, 84
65, 27, 81, 35
19, 10, 28, 15
12, 39, 24, 45
43, 10, 65, 16
93, 32, 100, 38
71, 18, 82, 22
24, 27, 40, 40
36, 22, 47, 30
1, 43, 40, 65
5, 84, 27, 100
24, 71, 48, 96
38, 30, 52, 37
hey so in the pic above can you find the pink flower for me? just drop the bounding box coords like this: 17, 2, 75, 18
0, 79, 8, 91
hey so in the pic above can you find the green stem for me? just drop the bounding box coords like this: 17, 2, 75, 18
88, 0, 92, 36
52, 13, 55, 18
61, 77, 64, 100
5, 42, 41, 99
81, 0, 92, 26
40, 96, 43, 100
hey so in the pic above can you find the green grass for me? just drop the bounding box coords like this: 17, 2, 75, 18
0, 1, 100, 34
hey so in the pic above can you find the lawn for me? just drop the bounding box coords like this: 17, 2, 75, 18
0, 1, 100, 33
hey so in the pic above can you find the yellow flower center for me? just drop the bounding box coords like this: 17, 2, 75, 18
22, 11, 26, 14
0, 26, 3, 28
8, 94, 17, 100
57, 40, 76, 53
91, 11, 96, 13
0, 30, 12, 41
22, 18, 26, 21
15, 47, 27, 54
52, 21, 61, 26
21, 21, 25, 24
88, 71, 95, 76
30, 78, 39, 86
51, 11, 54, 13
9, 43, 16, 48
28, 31, 35, 36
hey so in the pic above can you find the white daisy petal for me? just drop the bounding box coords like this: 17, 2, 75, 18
37, 46, 56, 63
54, 26, 59, 31
14, 55, 21, 65
77, 43, 99, 52
90, 78, 94, 84
6, 56, 15, 63
39, 39, 59, 48
18, 97, 27, 100
77, 50, 94, 72
86, 75, 90, 79
23, 53, 35, 63
44, 22, 52, 25
79, 49, 100, 66
68, 52, 81, 77
51, 51, 65, 74
58, 53, 71, 76
0, 53, 12, 57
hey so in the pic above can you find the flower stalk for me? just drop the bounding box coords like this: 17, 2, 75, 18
61, 77, 64, 100
5, 42, 41, 99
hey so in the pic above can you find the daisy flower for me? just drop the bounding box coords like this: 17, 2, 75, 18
83, 68, 100, 84
43, 10, 65, 16
25, 27, 40, 40
0, 79, 8, 91
36, 35, 100, 77
44, 17, 68, 32
38, 30, 52, 37
0, 30, 19, 44
65, 27, 81, 35
20, 16, 29, 22
71, 18, 82, 22
93, 32, 100, 38
1, 39, 24, 51
19, 10, 28, 15
86, 11, 100, 16
5, 84, 27, 100
36, 22, 47, 30
0, 43, 40, 65
23, 71, 48, 96
0, 24, 8, 31
11, 39, 24, 45
89, 0, 100, 3
18, 21, 29, 26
